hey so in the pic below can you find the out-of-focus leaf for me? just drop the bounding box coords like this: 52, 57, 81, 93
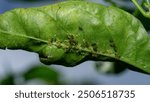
24, 65, 60, 84
132, 0, 150, 19
0, 75, 15, 85
0, 1, 150, 74
95, 61, 127, 74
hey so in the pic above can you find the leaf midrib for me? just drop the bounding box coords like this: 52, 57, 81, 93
0, 30, 48, 43
0, 29, 143, 72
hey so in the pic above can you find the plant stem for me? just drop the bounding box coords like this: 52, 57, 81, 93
132, 0, 150, 18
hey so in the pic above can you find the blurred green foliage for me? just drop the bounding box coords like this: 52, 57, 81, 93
0, 65, 61, 85
24, 65, 60, 84
0, 64, 99, 85
0, 74, 15, 85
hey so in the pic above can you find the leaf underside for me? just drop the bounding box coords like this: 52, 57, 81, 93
0, 1, 150, 74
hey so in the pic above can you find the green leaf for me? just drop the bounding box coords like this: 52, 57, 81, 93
0, 1, 150, 74
0, 75, 15, 85
24, 65, 60, 84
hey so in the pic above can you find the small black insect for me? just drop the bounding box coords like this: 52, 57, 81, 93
91, 43, 98, 52
78, 26, 83, 31
50, 37, 56, 43
67, 34, 78, 46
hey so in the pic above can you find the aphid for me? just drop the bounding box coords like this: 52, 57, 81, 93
67, 34, 78, 46
91, 43, 98, 52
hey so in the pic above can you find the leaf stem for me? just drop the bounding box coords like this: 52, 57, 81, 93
133, 0, 144, 16
132, 0, 150, 18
